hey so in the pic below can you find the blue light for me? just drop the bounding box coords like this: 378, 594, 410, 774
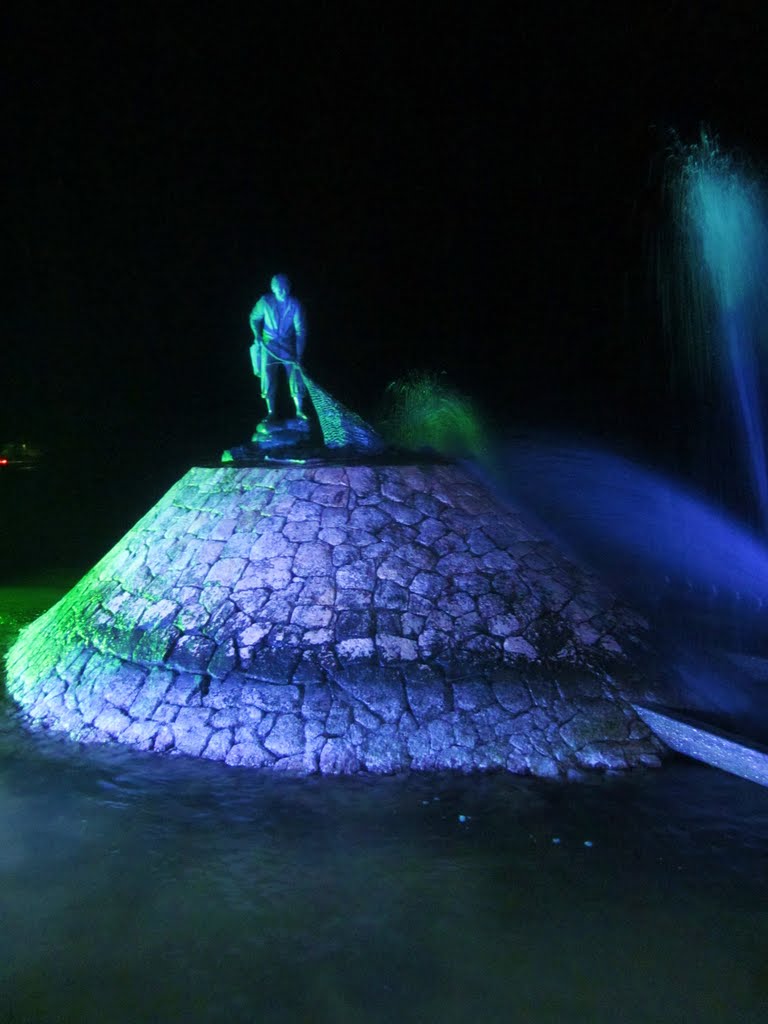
668, 132, 768, 531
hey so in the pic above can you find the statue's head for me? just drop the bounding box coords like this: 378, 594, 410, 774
271, 274, 291, 302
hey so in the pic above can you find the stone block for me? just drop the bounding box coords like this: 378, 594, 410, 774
152, 703, 179, 724
452, 680, 493, 711
264, 714, 305, 756
94, 706, 131, 737
380, 476, 412, 503
410, 572, 443, 601
103, 665, 146, 711
233, 590, 269, 619
302, 627, 332, 646
336, 561, 377, 590
120, 720, 159, 750
336, 609, 374, 640
345, 466, 378, 496
435, 552, 477, 577
325, 702, 351, 736
376, 635, 418, 661
417, 628, 450, 659
351, 705, 380, 730
414, 515, 446, 543
248, 532, 295, 561
319, 738, 360, 774
291, 604, 332, 629
173, 714, 212, 757
432, 529, 468, 556
405, 673, 449, 723
426, 718, 454, 753
320, 506, 348, 529
288, 499, 322, 522
493, 680, 532, 716
138, 598, 179, 630
283, 520, 319, 543
237, 622, 272, 648
575, 741, 628, 770
374, 580, 409, 610
379, 499, 422, 526
560, 704, 629, 750
311, 483, 349, 508
168, 635, 216, 674
376, 556, 418, 587
236, 705, 264, 727
125, 666, 172, 718
293, 541, 333, 577
242, 682, 300, 712
202, 729, 233, 761
240, 557, 293, 591
225, 743, 274, 767
335, 668, 406, 722
205, 557, 247, 589
302, 685, 332, 718
362, 724, 408, 773
334, 589, 371, 611
173, 599, 210, 632
152, 725, 175, 752
351, 505, 396, 533
261, 594, 296, 625
164, 671, 204, 706
503, 636, 539, 661
463, 635, 502, 660
207, 638, 237, 678
76, 689, 108, 726
211, 707, 239, 728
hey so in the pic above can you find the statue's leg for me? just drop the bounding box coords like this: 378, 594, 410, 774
264, 359, 278, 417
289, 365, 307, 418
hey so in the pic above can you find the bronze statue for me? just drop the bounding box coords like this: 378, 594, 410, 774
249, 274, 307, 429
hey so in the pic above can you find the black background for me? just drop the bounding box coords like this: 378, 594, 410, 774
3, 2, 768, 566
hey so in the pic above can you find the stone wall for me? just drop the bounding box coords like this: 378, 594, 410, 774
5, 462, 666, 776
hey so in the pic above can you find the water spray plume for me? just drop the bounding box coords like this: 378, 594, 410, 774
663, 130, 768, 531
377, 371, 488, 459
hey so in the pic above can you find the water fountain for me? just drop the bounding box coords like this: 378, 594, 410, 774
5, 133, 768, 784
490, 132, 768, 785
662, 131, 768, 530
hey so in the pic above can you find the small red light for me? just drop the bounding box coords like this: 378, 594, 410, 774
0, 459, 8, 466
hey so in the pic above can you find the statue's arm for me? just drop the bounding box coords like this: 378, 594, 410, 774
249, 298, 265, 342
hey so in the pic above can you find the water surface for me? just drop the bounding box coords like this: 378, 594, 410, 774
1, 577, 767, 1023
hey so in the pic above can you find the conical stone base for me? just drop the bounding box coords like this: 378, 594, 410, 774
5, 462, 667, 776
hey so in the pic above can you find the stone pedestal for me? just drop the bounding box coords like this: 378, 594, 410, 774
5, 462, 667, 775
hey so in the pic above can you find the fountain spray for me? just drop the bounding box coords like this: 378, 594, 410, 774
664, 131, 768, 532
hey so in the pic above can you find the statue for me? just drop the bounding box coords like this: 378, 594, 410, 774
249, 273, 307, 432
219, 273, 385, 462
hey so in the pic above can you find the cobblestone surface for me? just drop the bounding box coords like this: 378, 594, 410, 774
5, 463, 667, 776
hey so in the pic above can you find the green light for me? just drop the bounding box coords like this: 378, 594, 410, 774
377, 372, 488, 459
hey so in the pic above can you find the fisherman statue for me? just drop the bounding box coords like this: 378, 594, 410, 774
218, 272, 384, 461
249, 273, 308, 434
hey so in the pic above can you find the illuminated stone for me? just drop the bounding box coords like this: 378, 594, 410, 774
4, 462, 669, 776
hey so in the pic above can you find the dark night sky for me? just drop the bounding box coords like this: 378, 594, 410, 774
3, 2, 768, 537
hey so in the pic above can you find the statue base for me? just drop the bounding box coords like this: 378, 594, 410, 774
251, 416, 311, 444
222, 416, 319, 465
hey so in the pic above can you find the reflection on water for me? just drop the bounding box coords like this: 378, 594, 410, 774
1, 580, 767, 1023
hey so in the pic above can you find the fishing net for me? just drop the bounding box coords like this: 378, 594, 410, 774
251, 339, 384, 452
302, 372, 384, 451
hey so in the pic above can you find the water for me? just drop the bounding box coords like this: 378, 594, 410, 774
2, 578, 768, 1023
663, 132, 768, 532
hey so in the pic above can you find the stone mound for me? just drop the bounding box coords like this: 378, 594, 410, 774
5, 462, 666, 776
